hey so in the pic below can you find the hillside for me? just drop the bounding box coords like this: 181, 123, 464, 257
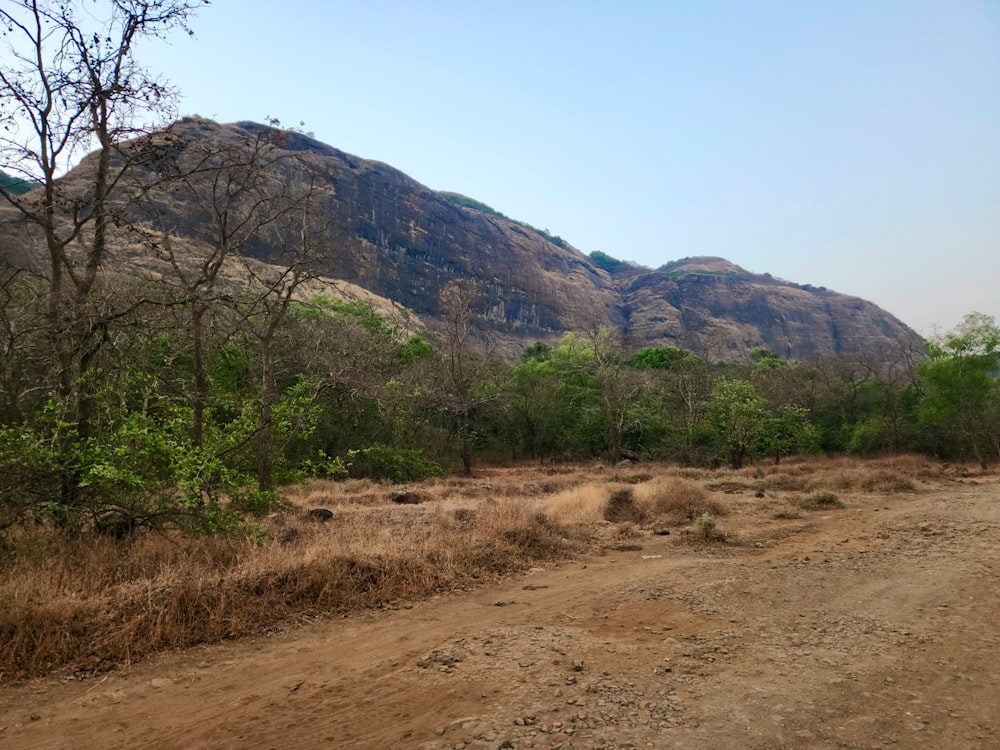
2, 118, 923, 361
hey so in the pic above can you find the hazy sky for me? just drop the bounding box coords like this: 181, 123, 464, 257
143, 0, 1000, 335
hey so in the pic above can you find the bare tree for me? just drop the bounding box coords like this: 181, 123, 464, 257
142, 124, 313, 447
434, 279, 499, 474
0, 0, 207, 510
136, 119, 342, 495
235, 187, 328, 494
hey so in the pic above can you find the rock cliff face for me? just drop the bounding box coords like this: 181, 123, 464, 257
614, 257, 919, 361
5, 118, 923, 361
128, 117, 624, 343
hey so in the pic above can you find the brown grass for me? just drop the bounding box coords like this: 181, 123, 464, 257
795, 491, 845, 510
541, 482, 610, 526
0, 455, 948, 682
720, 455, 941, 494
634, 476, 726, 522
0, 486, 584, 682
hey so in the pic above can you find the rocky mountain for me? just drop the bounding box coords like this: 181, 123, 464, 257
2, 118, 923, 361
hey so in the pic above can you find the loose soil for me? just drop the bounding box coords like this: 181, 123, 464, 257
2, 477, 998, 749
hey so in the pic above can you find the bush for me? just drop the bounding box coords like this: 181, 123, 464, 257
796, 491, 844, 510
691, 512, 725, 540
348, 444, 445, 482
635, 476, 725, 521
860, 470, 916, 493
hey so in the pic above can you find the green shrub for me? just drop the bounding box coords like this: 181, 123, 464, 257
348, 444, 445, 482
693, 511, 720, 539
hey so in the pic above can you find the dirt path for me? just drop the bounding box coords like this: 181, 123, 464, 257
2, 479, 999, 749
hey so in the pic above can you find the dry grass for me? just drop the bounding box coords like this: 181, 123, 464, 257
0, 484, 584, 682
634, 476, 726, 522
541, 482, 612, 526
795, 491, 845, 510
0, 455, 950, 682
713, 455, 942, 495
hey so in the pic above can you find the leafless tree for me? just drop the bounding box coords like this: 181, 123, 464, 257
0, 0, 207, 509
434, 279, 500, 474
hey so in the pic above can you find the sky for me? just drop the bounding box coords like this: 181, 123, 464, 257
139, 0, 999, 336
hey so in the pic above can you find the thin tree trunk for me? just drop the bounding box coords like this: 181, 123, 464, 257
257, 341, 275, 493
191, 303, 207, 446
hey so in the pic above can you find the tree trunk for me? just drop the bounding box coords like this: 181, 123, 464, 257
191, 303, 207, 446
257, 341, 275, 493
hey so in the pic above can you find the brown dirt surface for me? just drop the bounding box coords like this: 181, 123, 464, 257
2, 476, 998, 749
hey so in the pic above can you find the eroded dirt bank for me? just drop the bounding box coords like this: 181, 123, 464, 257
2, 479, 998, 749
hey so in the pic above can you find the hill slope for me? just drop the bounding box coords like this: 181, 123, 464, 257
2, 118, 923, 361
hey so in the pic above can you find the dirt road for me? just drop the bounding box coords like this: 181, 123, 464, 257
2, 478, 998, 749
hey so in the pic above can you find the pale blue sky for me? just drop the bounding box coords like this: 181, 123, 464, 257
143, 0, 1000, 335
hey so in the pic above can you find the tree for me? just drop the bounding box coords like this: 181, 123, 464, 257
432, 279, 498, 474
632, 346, 713, 463
918, 313, 1000, 468
499, 343, 572, 460
758, 405, 817, 464
0, 0, 207, 519
708, 379, 766, 469
140, 123, 307, 448
587, 326, 648, 461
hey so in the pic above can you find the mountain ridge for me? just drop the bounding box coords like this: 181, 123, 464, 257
2, 117, 923, 362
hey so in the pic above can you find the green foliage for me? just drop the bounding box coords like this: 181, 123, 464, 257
398, 333, 435, 364
0, 411, 68, 524
436, 192, 568, 248
0, 169, 38, 195
294, 294, 396, 338
749, 347, 783, 367
918, 312, 1000, 467
708, 379, 767, 469
657, 258, 736, 281
758, 405, 818, 464
521, 341, 552, 363
437, 191, 506, 217
629, 346, 699, 371
589, 251, 628, 274
348, 444, 444, 482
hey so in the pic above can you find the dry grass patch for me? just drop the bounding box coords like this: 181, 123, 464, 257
795, 491, 845, 510
285, 477, 386, 508
0, 455, 946, 682
542, 482, 611, 526
722, 455, 940, 495
662, 466, 713, 481
773, 509, 804, 520
0, 489, 589, 682
859, 470, 917, 493
634, 476, 726, 523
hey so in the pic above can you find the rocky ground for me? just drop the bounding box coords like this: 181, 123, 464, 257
2, 476, 998, 749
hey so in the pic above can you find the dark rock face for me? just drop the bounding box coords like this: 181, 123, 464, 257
615, 258, 922, 361
7, 118, 924, 362
187, 119, 625, 343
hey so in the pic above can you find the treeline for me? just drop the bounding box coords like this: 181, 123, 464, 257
1, 256, 998, 535
0, 1, 997, 537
